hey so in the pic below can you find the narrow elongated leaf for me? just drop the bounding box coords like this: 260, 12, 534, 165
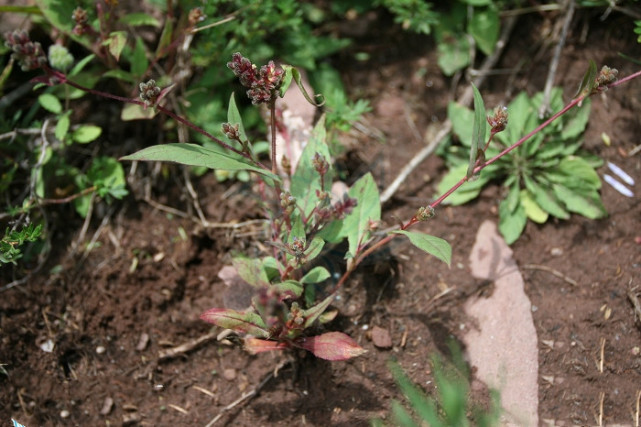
467, 83, 486, 178
200, 308, 270, 338
119, 13, 160, 27
55, 111, 70, 141
298, 332, 366, 361
523, 176, 569, 219
303, 294, 334, 328
436, 163, 491, 206
556, 157, 601, 189
574, 59, 597, 98
132, 37, 148, 77
392, 230, 451, 266
342, 173, 380, 258
227, 93, 248, 143
121, 143, 278, 180
272, 280, 303, 298
104, 31, 127, 61
561, 98, 591, 139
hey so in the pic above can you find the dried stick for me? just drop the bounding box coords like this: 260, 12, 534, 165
158, 331, 218, 361
204, 359, 290, 427
522, 264, 577, 286
380, 15, 517, 203
538, 0, 575, 118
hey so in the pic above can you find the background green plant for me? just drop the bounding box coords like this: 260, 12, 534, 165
437, 88, 606, 244
372, 346, 501, 427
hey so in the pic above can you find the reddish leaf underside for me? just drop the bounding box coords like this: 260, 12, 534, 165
298, 332, 367, 361
244, 337, 289, 354
200, 308, 270, 338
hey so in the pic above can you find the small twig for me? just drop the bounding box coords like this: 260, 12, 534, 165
539, 0, 575, 118
627, 288, 641, 324
598, 391, 605, 426
204, 359, 290, 427
628, 143, 641, 157
380, 15, 517, 203
158, 331, 218, 361
599, 337, 605, 373
522, 264, 577, 286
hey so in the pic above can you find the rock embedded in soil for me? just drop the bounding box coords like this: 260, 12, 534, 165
463, 220, 539, 427
371, 326, 393, 349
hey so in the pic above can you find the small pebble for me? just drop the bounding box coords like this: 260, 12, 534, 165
136, 333, 150, 352
550, 247, 563, 256
371, 326, 392, 349
223, 368, 237, 381
96, 346, 106, 354
60, 410, 70, 419
100, 397, 114, 415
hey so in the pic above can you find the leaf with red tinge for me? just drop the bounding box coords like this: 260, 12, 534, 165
244, 338, 289, 354
298, 332, 367, 361
200, 308, 270, 338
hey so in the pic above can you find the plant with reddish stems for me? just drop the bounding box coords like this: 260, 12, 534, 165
6, 28, 640, 359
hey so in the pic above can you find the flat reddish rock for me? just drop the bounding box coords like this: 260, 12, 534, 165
463, 220, 538, 426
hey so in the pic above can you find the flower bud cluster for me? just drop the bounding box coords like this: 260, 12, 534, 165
312, 152, 329, 176
280, 192, 297, 216
416, 206, 435, 221
597, 66, 618, 88
227, 52, 284, 105
188, 8, 206, 28
290, 237, 305, 258
48, 45, 74, 72
222, 122, 240, 141
139, 79, 161, 107
487, 105, 508, 134
4, 30, 47, 71
72, 7, 90, 36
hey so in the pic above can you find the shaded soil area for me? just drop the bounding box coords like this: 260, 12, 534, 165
2, 8, 641, 427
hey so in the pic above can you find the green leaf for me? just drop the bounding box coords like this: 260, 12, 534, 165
121, 103, 157, 121
388, 360, 442, 427
561, 98, 591, 140
200, 308, 270, 338
103, 31, 127, 61
303, 236, 325, 262
301, 266, 330, 284
553, 184, 606, 219
232, 255, 270, 288
290, 116, 332, 215
72, 125, 102, 143
303, 294, 335, 328
38, 93, 62, 114
436, 163, 491, 205
119, 13, 160, 27
155, 18, 173, 59
131, 37, 149, 77
448, 101, 475, 146
69, 54, 95, 77
469, 8, 499, 56
392, 230, 452, 266
437, 33, 470, 76
102, 69, 136, 83
523, 176, 569, 219
280, 65, 324, 106
227, 93, 248, 143
574, 59, 597, 98
121, 143, 279, 181
556, 156, 601, 189
467, 83, 486, 178
498, 197, 526, 244
272, 280, 303, 298
520, 189, 548, 224
86, 156, 127, 199
35, 0, 74, 33
342, 173, 380, 258
55, 111, 70, 141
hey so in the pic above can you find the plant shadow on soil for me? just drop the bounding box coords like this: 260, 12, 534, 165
2, 8, 641, 427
